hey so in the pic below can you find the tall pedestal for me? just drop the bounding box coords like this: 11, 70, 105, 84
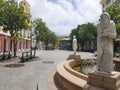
85, 71, 120, 90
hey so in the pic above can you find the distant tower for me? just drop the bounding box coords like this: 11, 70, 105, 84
20, 0, 31, 38
19, 0, 31, 50
20, 0, 30, 14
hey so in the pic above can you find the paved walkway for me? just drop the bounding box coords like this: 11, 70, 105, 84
0, 50, 95, 90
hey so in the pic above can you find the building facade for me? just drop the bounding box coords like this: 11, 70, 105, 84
100, 0, 120, 11
0, 0, 31, 52
0, 27, 11, 51
18, 0, 31, 51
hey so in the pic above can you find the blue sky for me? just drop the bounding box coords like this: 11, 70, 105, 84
19, 0, 102, 36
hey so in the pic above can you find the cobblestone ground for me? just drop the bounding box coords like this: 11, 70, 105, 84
0, 50, 95, 90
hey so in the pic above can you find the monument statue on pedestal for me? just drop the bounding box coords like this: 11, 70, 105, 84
67, 36, 81, 60
85, 12, 120, 90
97, 12, 116, 74
72, 36, 77, 56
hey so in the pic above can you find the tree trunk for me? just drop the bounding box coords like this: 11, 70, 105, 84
10, 40, 12, 52
13, 40, 17, 57
34, 42, 37, 58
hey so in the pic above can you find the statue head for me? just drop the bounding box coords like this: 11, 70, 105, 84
100, 12, 110, 25
73, 35, 76, 39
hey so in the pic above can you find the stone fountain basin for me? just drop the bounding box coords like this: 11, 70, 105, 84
51, 59, 88, 90
49, 58, 120, 90
64, 59, 88, 80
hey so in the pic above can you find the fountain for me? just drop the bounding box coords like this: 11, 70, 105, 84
73, 59, 96, 75
67, 35, 81, 60
48, 12, 120, 90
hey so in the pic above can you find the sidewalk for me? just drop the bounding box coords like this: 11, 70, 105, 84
0, 50, 95, 90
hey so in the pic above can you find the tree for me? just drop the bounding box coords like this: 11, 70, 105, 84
0, 0, 5, 25
50, 32, 57, 47
32, 18, 57, 50
32, 18, 46, 46
106, 4, 120, 37
70, 23, 97, 51
0, 0, 30, 57
43, 30, 57, 50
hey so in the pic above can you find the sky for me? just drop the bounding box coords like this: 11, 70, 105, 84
18, 0, 102, 36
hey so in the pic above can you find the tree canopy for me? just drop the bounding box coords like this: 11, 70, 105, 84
0, 0, 31, 56
32, 18, 57, 49
70, 23, 97, 51
106, 4, 120, 37
0, 0, 30, 33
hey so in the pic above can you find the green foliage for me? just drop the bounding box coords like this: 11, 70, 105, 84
50, 32, 57, 44
0, 0, 4, 25
32, 18, 46, 43
32, 18, 57, 49
0, 0, 31, 56
106, 4, 120, 24
106, 4, 120, 37
70, 23, 97, 51
116, 24, 120, 36
0, 0, 30, 35
6, 0, 29, 32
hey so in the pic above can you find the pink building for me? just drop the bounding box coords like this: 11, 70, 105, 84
0, 30, 31, 52
0, 32, 10, 51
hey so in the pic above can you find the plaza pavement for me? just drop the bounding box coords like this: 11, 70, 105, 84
0, 50, 95, 90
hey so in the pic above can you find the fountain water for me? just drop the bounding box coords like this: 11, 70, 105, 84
49, 12, 120, 90
73, 59, 96, 75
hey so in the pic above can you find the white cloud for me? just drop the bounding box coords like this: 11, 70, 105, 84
19, 0, 102, 36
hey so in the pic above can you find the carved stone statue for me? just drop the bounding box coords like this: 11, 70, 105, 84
97, 12, 116, 74
72, 36, 77, 55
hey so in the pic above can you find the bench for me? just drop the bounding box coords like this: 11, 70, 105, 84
0, 51, 12, 60
20, 50, 33, 62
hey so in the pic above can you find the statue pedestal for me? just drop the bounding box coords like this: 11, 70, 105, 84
85, 71, 120, 90
67, 54, 81, 60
